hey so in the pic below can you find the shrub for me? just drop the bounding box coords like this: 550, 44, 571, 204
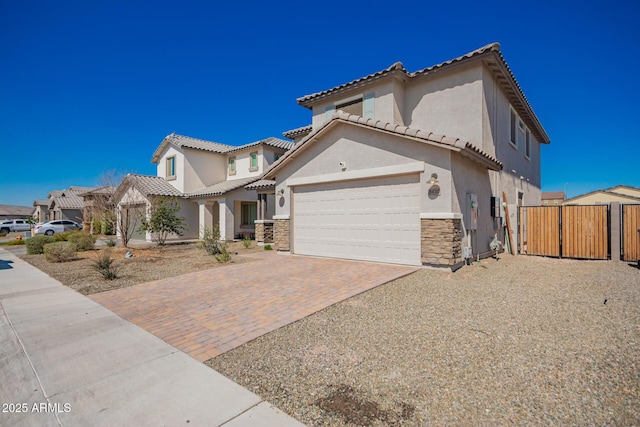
92, 217, 102, 235
139, 196, 186, 245
44, 242, 76, 263
54, 231, 74, 242
68, 231, 96, 251
7, 239, 25, 246
214, 243, 232, 263
105, 238, 117, 247
92, 250, 120, 280
200, 225, 222, 255
0, 232, 7, 237
264, 244, 272, 251
26, 235, 56, 254
242, 235, 251, 249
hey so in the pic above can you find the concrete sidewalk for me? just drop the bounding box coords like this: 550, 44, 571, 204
0, 248, 304, 426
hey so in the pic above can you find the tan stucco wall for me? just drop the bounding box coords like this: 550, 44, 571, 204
227, 147, 265, 180
156, 146, 185, 192
183, 149, 226, 193
606, 187, 640, 198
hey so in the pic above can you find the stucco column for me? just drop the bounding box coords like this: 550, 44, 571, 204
218, 198, 235, 240
198, 200, 213, 239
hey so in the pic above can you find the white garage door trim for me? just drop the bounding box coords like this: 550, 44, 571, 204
293, 174, 421, 266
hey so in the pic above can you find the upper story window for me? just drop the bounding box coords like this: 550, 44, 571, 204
325, 92, 375, 121
274, 153, 280, 161
509, 109, 517, 148
228, 157, 236, 175
166, 156, 176, 180
525, 128, 531, 160
249, 152, 258, 172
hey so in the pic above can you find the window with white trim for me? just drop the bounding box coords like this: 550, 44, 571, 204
249, 152, 258, 172
525, 128, 531, 160
228, 157, 236, 175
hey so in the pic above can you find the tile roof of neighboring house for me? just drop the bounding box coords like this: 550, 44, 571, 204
68, 186, 96, 193
50, 192, 85, 210
78, 186, 116, 197
296, 43, 549, 145
151, 133, 294, 163
0, 205, 35, 217
188, 176, 262, 198
563, 188, 640, 205
245, 179, 275, 190
123, 174, 183, 197
265, 111, 502, 179
282, 124, 313, 140
33, 199, 49, 207
47, 190, 63, 199
541, 191, 566, 200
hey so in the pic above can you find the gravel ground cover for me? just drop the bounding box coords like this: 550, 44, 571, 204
208, 255, 640, 426
20, 241, 261, 295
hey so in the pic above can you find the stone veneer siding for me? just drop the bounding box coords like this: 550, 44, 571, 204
254, 220, 274, 244
274, 219, 290, 251
421, 218, 463, 268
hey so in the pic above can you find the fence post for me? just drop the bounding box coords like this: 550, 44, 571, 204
610, 202, 621, 261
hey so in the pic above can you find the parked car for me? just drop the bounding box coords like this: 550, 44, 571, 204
0, 219, 31, 234
34, 220, 82, 236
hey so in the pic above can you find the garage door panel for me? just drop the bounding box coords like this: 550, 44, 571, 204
293, 174, 420, 266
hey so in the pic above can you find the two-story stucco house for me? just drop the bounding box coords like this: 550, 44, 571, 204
252, 43, 550, 269
113, 133, 293, 242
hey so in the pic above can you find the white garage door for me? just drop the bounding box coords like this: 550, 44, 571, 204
293, 174, 421, 265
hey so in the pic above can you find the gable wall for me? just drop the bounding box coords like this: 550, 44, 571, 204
157, 146, 185, 192
183, 149, 226, 193
274, 124, 454, 217
310, 78, 403, 130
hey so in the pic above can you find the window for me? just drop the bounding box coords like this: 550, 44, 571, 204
525, 128, 531, 160
274, 153, 280, 161
509, 109, 517, 148
228, 157, 236, 175
166, 156, 176, 179
241, 202, 257, 226
249, 152, 258, 172
336, 97, 363, 116
553, 200, 559, 206
543, 200, 549, 206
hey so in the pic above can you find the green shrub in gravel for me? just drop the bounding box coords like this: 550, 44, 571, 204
26, 235, 56, 254
264, 244, 272, 250
214, 244, 232, 263
92, 250, 120, 280
53, 231, 74, 242
67, 231, 96, 251
105, 238, 117, 247
6, 239, 26, 246
200, 225, 222, 255
44, 242, 76, 263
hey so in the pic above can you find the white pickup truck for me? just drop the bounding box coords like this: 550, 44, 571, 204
0, 219, 31, 234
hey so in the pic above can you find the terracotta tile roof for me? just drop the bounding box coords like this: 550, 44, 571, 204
297, 62, 407, 107
124, 174, 183, 197
296, 43, 549, 145
224, 137, 293, 154
282, 124, 312, 140
245, 179, 275, 190
151, 134, 293, 162
188, 176, 262, 198
265, 111, 502, 179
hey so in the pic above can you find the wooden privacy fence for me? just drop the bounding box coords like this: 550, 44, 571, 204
519, 205, 609, 260
622, 204, 640, 261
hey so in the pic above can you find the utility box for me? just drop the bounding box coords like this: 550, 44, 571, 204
490, 196, 502, 218
466, 193, 478, 231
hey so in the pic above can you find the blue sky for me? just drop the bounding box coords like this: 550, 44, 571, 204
1, 0, 638, 206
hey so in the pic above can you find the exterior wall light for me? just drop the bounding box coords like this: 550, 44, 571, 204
427, 173, 439, 185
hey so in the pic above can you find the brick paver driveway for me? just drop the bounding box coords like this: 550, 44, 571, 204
90, 253, 417, 362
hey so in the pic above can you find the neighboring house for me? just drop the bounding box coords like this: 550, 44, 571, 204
541, 191, 566, 206
563, 185, 640, 205
48, 186, 95, 223
32, 200, 50, 222
113, 134, 293, 242
79, 186, 117, 234
0, 205, 34, 220
251, 42, 550, 269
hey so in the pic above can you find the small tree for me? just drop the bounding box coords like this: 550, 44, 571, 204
139, 196, 186, 245
118, 204, 145, 248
